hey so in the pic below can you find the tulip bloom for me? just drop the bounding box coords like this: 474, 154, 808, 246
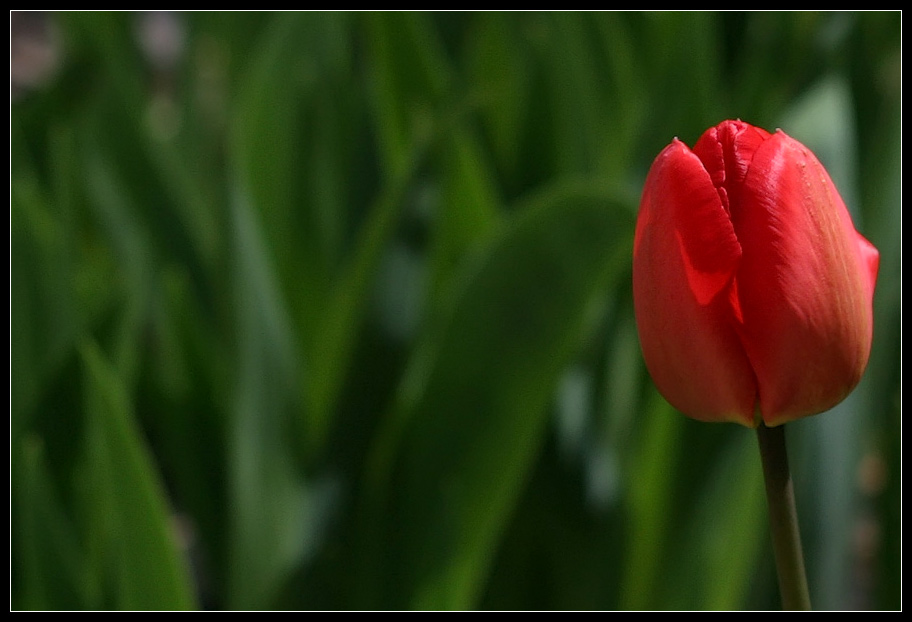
633, 120, 878, 427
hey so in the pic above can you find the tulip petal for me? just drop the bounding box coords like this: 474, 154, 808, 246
855, 231, 880, 301
693, 120, 770, 218
633, 140, 757, 425
733, 130, 877, 425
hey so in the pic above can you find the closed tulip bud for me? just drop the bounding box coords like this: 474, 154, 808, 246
633, 119, 879, 427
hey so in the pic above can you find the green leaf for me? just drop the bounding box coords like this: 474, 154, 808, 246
465, 13, 531, 186
618, 393, 683, 610
356, 181, 634, 609
668, 430, 767, 610
426, 123, 502, 322
365, 12, 503, 337
80, 341, 196, 610
230, 13, 329, 333
224, 186, 307, 610
363, 11, 450, 178
537, 13, 611, 176
230, 12, 381, 459
13, 437, 98, 610
10, 168, 78, 433
306, 142, 426, 455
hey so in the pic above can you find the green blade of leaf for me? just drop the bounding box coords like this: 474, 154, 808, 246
223, 184, 309, 610
618, 392, 683, 611
13, 437, 98, 610
666, 430, 767, 610
356, 181, 634, 610
363, 11, 449, 178
81, 341, 196, 610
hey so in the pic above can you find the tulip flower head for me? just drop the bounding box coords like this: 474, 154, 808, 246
633, 120, 878, 427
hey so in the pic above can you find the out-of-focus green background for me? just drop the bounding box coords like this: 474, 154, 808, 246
10, 11, 900, 611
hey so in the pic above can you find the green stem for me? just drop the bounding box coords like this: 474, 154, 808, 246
756, 423, 811, 610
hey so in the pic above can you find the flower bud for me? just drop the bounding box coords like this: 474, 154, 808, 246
633, 120, 879, 427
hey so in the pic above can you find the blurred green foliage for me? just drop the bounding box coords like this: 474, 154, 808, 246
10, 11, 901, 611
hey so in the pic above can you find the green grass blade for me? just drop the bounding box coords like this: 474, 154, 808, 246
80, 341, 196, 610
13, 437, 98, 610
357, 182, 634, 609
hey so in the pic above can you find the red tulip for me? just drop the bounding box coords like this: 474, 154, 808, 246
633, 120, 879, 427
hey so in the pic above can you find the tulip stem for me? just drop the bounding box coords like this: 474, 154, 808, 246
756, 423, 811, 611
